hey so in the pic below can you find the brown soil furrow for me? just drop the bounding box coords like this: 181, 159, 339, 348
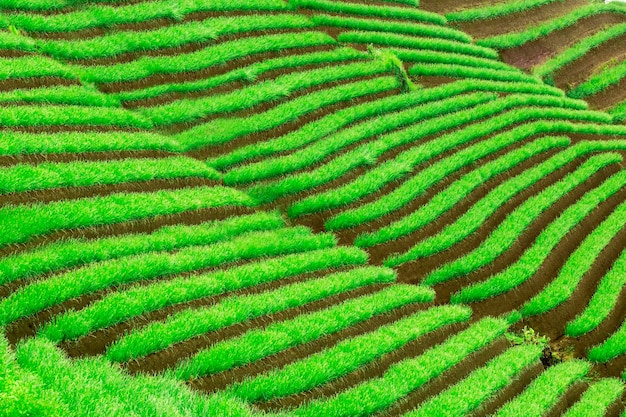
553, 33, 626, 90
0, 177, 220, 206
0, 205, 255, 259
604, 399, 625, 417
0, 150, 179, 168
189, 300, 436, 394
472, 361, 545, 417
418, 0, 501, 14
61, 267, 354, 358
585, 75, 626, 111
124, 283, 391, 375
596, 355, 626, 379
453, 0, 590, 40
0, 76, 78, 91
544, 381, 588, 417
184, 87, 402, 160
393, 156, 619, 285
97, 44, 336, 94
467, 163, 626, 324
161, 72, 390, 134
429, 162, 626, 305
500, 13, 626, 71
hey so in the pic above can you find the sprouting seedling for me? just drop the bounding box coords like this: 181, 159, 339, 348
7, 25, 20, 37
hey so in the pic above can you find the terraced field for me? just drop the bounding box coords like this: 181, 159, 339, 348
1, 0, 626, 416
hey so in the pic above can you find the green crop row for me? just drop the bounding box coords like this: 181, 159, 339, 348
40, 246, 368, 343
75, 31, 336, 84
568, 58, 626, 99
0, 85, 120, 107
355, 136, 569, 248
566, 248, 626, 336
390, 47, 513, 71
452, 166, 626, 303
174, 76, 399, 150
387, 149, 622, 269
0, 227, 334, 325
229, 305, 471, 402
409, 63, 541, 84
495, 360, 590, 417
534, 22, 626, 77
589, 319, 626, 362
311, 14, 471, 43
1, 0, 288, 30
114, 46, 366, 103
292, 317, 508, 417
105, 266, 398, 362
564, 378, 624, 417
0, 211, 284, 285
0, 56, 75, 80
611, 99, 626, 122
478, 4, 626, 49
21, 15, 313, 60
446, 0, 559, 22
294, 103, 610, 221
11, 336, 261, 417
427, 150, 620, 286
142, 60, 390, 126
522, 197, 626, 317
339, 31, 499, 60
405, 344, 543, 417
0, 186, 255, 248
0, 156, 219, 194
290, 0, 445, 25
230, 92, 493, 186
174, 284, 434, 380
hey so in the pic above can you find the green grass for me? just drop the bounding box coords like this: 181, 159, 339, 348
409, 63, 541, 84
105, 266, 398, 362
521, 198, 626, 317
0, 56, 75, 80
447, 0, 559, 22
39, 246, 368, 343
174, 284, 434, 380
0, 186, 255, 248
0, 211, 284, 285
387, 149, 622, 269
568, 58, 626, 99
453, 166, 626, 304
426, 149, 619, 286
0, 227, 335, 326
355, 136, 569, 248
566, 248, 626, 336
404, 344, 543, 417
563, 378, 624, 417
495, 360, 590, 417
390, 48, 513, 71
589, 318, 626, 362
291, 317, 508, 417
0, 85, 120, 107
0, 157, 219, 194
229, 305, 471, 402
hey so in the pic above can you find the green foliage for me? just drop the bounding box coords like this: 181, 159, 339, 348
410, 62, 541, 83
0, 85, 120, 107
568, 58, 626, 98
0, 56, 75, 80
589, 317, 626, 362
447, 0, 559, 22
564, 378, 624, 417
505, 326, 549, 348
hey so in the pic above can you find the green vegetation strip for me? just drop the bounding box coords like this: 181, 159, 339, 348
294, 103, 610, 220
75, 31, 335, 84
143, 60, 390, 126
568, 58, 626, 99
0, 157, 219, 194
390, 47, 513, 71
13, 337, 261, 417
339, 31, 499, 60
495, 360, 590, 417
453, 165, 626, 304
410, 63, 540, 84
355, 136, 569, 248
447, 0, 559, 22
175, 284, 434, 380
534, 22, 626, 78
0, 56, 75, 80
427, 148, 617, 286
611, 100, 626, 122
291, 317, 508, 417
1, 0, 288, 30
175, 76, 399, 150
522, 198, 626, 317
404, 344, 543, 417
589, 318, 626, 362
106, 266, 397, 362
567, 248, 626, 336
0, 227, 334, 325
40, 246, 367, 342
312, 14, 471, 43
291, 0, 445, 25
229, 305, 471, 402
387, 149, 622, 269
0, 186, 255, 248
478, 4, 626, 49
564, 378, 624, 417
0, 211, 284, 285
0, 85, 120, 107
